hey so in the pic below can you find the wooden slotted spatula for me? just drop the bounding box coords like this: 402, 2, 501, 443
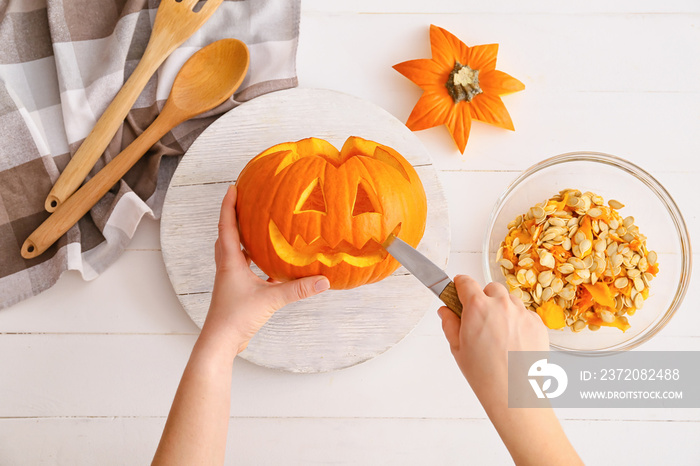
44, 0, 224, 213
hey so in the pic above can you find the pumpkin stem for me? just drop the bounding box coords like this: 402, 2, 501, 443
446, 62, 482, 103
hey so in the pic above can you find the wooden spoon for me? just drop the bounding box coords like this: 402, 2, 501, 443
44, 0, 224, 213
22, 38, 249, 259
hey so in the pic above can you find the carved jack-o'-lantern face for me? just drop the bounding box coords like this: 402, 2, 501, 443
235, 137, 427, 289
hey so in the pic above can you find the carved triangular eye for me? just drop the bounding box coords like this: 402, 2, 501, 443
353, 180, 381, 216
295, 178, 326, 213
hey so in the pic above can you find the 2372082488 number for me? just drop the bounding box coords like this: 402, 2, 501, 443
599, 368, 680, 381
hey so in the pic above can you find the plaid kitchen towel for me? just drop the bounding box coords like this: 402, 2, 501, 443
0, 0, 300, 309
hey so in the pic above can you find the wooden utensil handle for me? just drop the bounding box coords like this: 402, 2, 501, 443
44, 42, 173, 213
439, 281, 463, 318
23, 118, 171, 259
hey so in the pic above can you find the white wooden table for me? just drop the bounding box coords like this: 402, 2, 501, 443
2, 1, 699, 464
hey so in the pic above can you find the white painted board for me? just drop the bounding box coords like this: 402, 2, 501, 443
161, 88, 450, 372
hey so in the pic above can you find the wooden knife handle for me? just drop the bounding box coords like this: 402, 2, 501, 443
439, 281, 463, 318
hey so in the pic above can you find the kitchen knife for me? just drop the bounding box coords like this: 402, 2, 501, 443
382, 235, 462, 318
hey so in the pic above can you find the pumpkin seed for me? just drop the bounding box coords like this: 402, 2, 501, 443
643, 272, 655, 283
542, 287, 554, 302
606, 242, 618, 257
614, 277, 629, 289
541, 231, 557, 243
611, 254, 624, 268
525, 269, 537, 287
549, 217, 566, 227
630, 254, 641, 267
513, 243, 531, 255
498, 259, 514, 270
530, 206, 545, 219
633, 276, 644, 292
608, 199, 625, 209
538, 270, 554, 287
516, 269, 528, 286
557, 263, 575, 275
561, 237, 572, 251
588, 324, 601, 331
539, 252, 556, 269
573, 320, 586, 332
559, 286, 575, 301
533, 283, 543, 299
638, 257, 648, 272
588, 207, 602, 218
634, 293, 644, 310
578, 239, 592, 255
572, 244, 582, 258
623, 216, 635, 228
627, 268, 641, 278
594, 239, 606, 253
568, 257, 586, 270
600, 310, 615, 323
615, 295, 624, 311
518, 257, 535, 268
506, 274, 520, 288
595, 257, 606, 275
647, 251, 658, 265
550, 277, 564, 293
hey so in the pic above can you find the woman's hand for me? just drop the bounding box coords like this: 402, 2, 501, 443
205, 185, 330, 355
438, 275, 548, 408
154, 186, 330, 465
437, 276, 582, 466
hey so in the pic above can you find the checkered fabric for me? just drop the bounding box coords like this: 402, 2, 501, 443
0, 0, 300, 308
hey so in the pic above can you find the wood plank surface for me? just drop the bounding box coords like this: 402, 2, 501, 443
1, 2, 699, 464
3, 416, 699, 466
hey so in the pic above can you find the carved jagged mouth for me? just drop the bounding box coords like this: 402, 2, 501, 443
269, 221, 402, 267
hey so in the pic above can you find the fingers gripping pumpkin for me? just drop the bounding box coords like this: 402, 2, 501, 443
235, 136, 428, 289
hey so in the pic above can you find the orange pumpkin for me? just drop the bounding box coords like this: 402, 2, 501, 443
236, 136, 428, 289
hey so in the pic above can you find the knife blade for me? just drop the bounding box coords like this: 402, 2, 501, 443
382, 235, 462, 318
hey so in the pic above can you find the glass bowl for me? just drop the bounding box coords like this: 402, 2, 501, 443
483, 152, 692, 354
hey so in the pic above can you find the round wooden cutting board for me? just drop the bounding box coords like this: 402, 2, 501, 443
161, 88, 450, 373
